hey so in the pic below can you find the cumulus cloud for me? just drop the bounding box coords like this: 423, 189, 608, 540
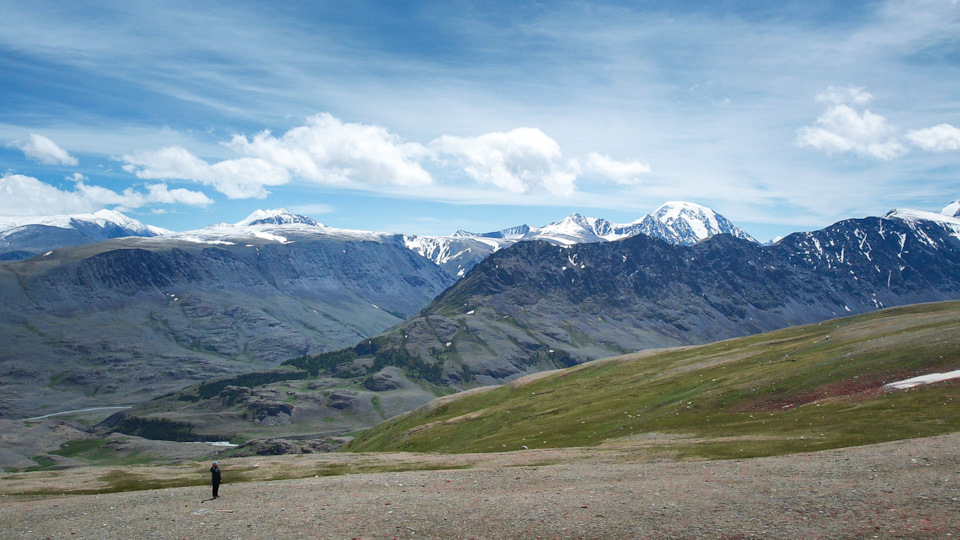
431, 127, 577, 197
797, 103, 907, 160
228, 113, 432, 188
581, 152, 651, 184
0, 173, 212, 216
906, 123, 960, 152
797, 86, 960, 160
10, 133, 78, 166
121, 146, 289, 199
135, 183, 215, 207
117, 114, 652, 201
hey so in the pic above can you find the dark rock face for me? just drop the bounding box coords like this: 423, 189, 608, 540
362, 367, 405, 391
337, 215, 960, 386
232, 437, 348, 456
322, 389, 361, 410
0, 235, 454, 418
250, 400, 294, 426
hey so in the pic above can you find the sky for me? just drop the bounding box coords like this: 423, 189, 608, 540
1, 0, 958, 242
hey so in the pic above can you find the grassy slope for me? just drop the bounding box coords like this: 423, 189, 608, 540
346, 301, 960, 459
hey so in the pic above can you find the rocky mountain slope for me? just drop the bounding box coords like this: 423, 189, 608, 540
298, 209, 960, 388
0, 209, 169, 261
0, 221, 455, 419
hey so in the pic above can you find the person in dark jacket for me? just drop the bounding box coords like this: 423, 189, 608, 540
210, 461, 222, 499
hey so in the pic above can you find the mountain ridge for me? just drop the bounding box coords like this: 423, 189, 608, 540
300, 210, 960, 389
0, 210, 169, 261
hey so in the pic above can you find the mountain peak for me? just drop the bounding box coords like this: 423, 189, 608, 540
941, 200, 960, 218
650, 201, 716, 221
0, 209, 167, 260
637, 201, 757, 245
537, 213, 613, 244
236, 208, 323, 227
0, 209, 165, 236
884, 208, 960, 228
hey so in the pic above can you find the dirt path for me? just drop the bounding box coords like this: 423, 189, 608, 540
2, 433, 960, 539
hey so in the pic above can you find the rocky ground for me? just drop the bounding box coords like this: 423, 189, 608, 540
2, 432, 960, 538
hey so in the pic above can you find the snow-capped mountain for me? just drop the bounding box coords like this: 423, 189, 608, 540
884, 208, 960, 241
401, 235, 505, 278
166, 209, 387, 247
453, 202, 754, 247
235, 208, 324, 227
533, 214, 618, 244
0, 209, 170, 261
941, 200, 960, 218
453, 224, 532, 240
430, 202, 756, 274
633, 201, 758, 245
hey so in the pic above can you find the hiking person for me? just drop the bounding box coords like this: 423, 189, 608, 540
210, 461, 222, 499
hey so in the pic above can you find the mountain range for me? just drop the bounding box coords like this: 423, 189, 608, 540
103, 204, 960, 442
0, 209, 169, 261
0, 202, 756, 276
289, 207, 960, 389
2, 200, 959, 423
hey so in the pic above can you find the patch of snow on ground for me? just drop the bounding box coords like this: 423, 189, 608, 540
178, 235, 237, 246
883, 369, 960, 390
249, 230, 288, 243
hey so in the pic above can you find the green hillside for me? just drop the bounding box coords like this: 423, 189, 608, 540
346, 301, 960, 459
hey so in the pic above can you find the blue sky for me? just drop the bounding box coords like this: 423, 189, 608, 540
1, 0, 958, 241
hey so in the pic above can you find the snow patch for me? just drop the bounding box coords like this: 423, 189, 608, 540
178, 236, 236, 246
883, 370, 960, 390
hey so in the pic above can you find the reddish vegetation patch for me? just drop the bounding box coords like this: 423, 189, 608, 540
731, 368, 960, 413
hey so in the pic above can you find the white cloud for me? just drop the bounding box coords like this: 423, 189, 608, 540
137, 183, 214, 207
906, 123, 960, 152
431, 127, 577, 197
121, 146, 289, 199
228, 113, 432, 188
797, 104, 907, 160
0, 173, 212, 216
816, 86, 873, 106
118, 114, 655, 202
581, 152, 651, 184
10, 133, 78, 166
286, 203, 335, 215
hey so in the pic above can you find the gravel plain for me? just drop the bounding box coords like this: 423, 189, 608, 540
2, 432, 960, 539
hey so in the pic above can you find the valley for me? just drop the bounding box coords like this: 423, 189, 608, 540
3, 277, 960, 538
